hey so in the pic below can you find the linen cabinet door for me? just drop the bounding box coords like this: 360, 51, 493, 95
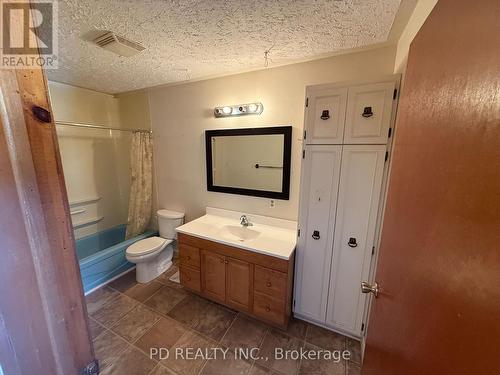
305, 86, 347, 144
294, 145, 342, 322
344, 82, 396, 144
201, 250, 226, 304
226, 257, 252, 312
326, 145, 386, 336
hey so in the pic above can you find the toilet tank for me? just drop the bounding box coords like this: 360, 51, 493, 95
157, 209, 185, 240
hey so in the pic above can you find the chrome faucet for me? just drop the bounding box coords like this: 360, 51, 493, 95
240, 215, 253, 227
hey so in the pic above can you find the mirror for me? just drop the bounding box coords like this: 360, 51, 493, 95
205, 126, 292, 199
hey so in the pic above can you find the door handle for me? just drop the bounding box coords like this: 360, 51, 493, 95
361, 281, 379, 298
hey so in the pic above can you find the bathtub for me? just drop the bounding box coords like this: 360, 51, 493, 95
76, 224, 157, 294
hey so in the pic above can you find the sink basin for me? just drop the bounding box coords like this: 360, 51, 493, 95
218, 225, 261, 242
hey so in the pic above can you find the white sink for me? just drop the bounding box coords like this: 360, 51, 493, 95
218, 225, 261, 242
175, 207, 297, 260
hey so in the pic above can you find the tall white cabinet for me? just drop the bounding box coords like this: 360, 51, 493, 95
294, 77, 399, 338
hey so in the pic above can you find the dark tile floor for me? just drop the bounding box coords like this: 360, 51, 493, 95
86, 260, 362, 375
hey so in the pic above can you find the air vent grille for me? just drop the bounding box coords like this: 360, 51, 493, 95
93, 32, 145, 57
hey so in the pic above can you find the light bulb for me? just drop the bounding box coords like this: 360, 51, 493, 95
247, 103, 258, 113
222, 106, 232, 115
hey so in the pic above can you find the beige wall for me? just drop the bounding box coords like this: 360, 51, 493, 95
115, 91, 152, 131
148, 45, 397, 222
394, 0, 438, 74
49, 81, 132, 239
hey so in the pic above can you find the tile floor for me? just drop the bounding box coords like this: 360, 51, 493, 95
86, 260, 362, 375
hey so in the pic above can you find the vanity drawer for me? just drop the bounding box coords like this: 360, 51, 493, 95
254, 265, 287, 299
253, 291, 285, 326
179, 266, 201, 292
179, 244, 200, 269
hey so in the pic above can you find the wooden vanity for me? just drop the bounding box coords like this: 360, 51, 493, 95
177, 232, 295, 328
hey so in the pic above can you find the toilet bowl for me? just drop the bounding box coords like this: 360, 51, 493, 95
126, 209, 184, 283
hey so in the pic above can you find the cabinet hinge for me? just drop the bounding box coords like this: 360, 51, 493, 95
297, 229, 301, 237
388, 127, 392, 138
293, 299, 296, 307
385, 151, 389, 162
372, 246, 375, 255
303, 130, 307, 140
393, 89, 398, 100
305, 97, 309, 107
80, 360, 99, 375
361, 323, 365, 331
302, 150, 306, 159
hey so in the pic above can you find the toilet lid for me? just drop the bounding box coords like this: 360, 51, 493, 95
126, 236, 170, 256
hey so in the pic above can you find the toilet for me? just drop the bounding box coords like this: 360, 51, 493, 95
126, 209, 185, 283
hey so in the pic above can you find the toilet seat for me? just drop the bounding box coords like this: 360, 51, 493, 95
126, 236, 172, 257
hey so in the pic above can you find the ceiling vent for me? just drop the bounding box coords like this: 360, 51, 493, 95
93, 32, 145, 57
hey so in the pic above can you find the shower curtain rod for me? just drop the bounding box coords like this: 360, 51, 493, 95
54, 120, 152, 134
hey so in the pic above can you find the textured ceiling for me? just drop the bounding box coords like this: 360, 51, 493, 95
48, 0, 401, 94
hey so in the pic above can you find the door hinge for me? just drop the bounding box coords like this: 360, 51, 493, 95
385, 151, 389, 162
302, 150, 306, 159
372, 246, 375, 255
303, 130, 307, 140
388, 127, 392, 138
305, 97, 309, 107
361, 323, 365, 331
80, 360, 99, 375
393, 89, 398, 100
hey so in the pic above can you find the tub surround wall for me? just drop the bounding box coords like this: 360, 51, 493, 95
49, 82, 153, 238
148, 46, 397, 222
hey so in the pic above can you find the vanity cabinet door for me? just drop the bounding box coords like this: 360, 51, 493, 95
305, 86, 348, 144
201, 250, 226, 303
226, 258, 253, 312
344, 82, 396, 144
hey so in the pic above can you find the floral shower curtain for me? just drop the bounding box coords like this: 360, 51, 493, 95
125, 131, 153, 239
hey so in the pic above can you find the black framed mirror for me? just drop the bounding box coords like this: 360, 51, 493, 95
205, 126, 292, 200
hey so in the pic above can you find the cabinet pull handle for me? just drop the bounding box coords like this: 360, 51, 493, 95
312, 230, 320, 240
348, 237, 358, 248
320, 110, 330, 120
266, 282, 272, 287
265, 306, 271, 312
362, 106, 373, 118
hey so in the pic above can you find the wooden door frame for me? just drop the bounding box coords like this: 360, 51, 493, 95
0, 8, 95, 372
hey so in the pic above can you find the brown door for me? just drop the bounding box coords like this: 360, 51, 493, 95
363, 1, 500, 374
201, 250, 226, 303
226, 257, 253, 311
0, 9, 95, 373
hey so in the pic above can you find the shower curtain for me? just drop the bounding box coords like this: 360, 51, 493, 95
125, 131, 153, 239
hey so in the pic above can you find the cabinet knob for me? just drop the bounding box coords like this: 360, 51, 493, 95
312, 230, 320, 240
225, 260, 229, 264
266, 282, 272, 287
348, 237, 358, 248
186, 256, 191, 260
320, 109, 330, 120
362, 106, 374, 118
265, 306, 271, 312
186, 277, 191, 281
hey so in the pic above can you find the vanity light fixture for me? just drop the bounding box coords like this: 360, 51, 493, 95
214, 102, 263, 118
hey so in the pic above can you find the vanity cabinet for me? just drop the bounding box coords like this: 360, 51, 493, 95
178, 233, 294, 327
